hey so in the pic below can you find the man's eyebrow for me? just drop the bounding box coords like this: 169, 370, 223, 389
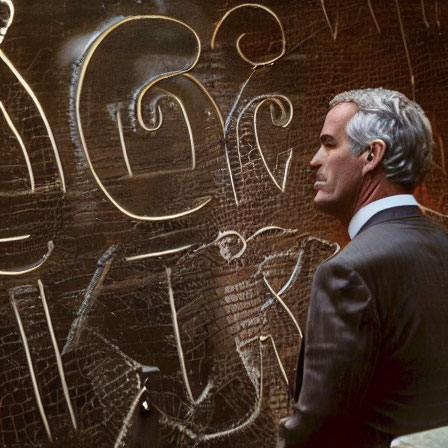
320, 134, 336, 145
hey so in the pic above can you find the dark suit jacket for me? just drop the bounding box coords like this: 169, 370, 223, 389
283, 206, 448, 448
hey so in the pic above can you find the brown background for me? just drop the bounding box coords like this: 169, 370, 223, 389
0, 1, 447, 446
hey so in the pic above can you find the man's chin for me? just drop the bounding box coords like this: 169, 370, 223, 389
313, 193, 330, 211
313, 195, 338, 217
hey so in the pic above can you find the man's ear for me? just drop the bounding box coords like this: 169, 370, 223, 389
362, 139, 386, 176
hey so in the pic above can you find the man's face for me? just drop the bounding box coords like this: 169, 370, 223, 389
310, 102, 365, 221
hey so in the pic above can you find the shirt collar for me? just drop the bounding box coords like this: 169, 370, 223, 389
348, 194, 418, 240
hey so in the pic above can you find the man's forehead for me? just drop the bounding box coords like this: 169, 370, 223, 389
320, 102, 358, 138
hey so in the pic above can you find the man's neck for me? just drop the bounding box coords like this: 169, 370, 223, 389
342, 170, 412, 227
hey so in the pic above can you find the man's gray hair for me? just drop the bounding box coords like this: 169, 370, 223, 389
330, 88, 433, 187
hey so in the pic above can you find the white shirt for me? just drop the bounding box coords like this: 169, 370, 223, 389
348, 194, 419, 240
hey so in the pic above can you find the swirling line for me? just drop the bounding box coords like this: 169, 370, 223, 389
211, 3, 286, 68
236, 94, 293, 192
75, 16, 212, 221
0, 0, 14, 45
0, 240, 54, 276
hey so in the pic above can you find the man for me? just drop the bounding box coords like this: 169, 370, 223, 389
278, 88, 448, 448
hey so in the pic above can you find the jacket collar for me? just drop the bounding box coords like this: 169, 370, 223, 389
348, 194, 419, 239
357, 205, 422, 236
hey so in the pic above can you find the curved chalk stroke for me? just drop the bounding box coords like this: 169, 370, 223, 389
320, 0, 338, 40
158, 334, 265, 442
0, 101, 35, 191
75, 16, 212, 222
0, 240, 54, 276
253, 96, 293, 192
236, 94, 293, 192
0, 0, 64, 276
211, 3, 286, 68
0, 0, 14, 45
263, 274, 303, 339
139, 88, 196, 169
0, 234, 30, 243
0, 50, 66, 192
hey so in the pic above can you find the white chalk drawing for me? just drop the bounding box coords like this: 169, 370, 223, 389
160, 228, 340, 439
394, 0, 415, 99
0, 101, 35, 191
236, 94, 293, 192
74, 5, 293, 211
263, 275, 303, 338
259, 235, 340, 314
196, 226, 298, 262
0, 52, 65, 192
158, 334, 265, 442
37, 280, 77, 431
419, 202, 448, 219
125, 244, 194, 262
420, 0, 440, 28
75, 16, 212, 222
0, 0, 13, 45
320, 0, 338, 40
9, 285, 53, 442
114, 386, 146, 448
436, 0, 440, 28
211, 4, 292, 204
116, 107, 134, 177
0, 240, 54, 276
211, 3, 286, 68
4, 2, 438, 445
0, 0, 65, 277
367, 0, 382, 34
153, 227, 318, 439
224, 72, 257, 206
166, 267, 214, 406
8, 281, 78, 438
0, 234, 30, 243
259, 334, 289, 387
139, 88, 196, 168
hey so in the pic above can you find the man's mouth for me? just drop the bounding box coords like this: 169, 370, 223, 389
314, 174, 326, 189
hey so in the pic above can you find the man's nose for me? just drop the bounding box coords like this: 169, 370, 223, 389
310, 146, 324, 169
